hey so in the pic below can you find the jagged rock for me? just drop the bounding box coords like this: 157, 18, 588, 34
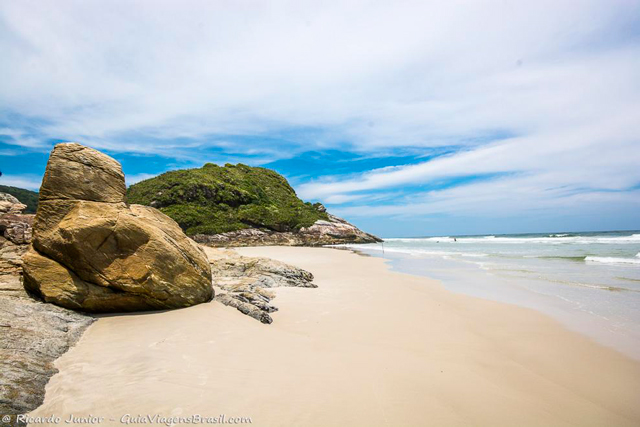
205, 248, 315, 324
0, 273, 94, 423
194, 214, 381, 247
0, 193, 34, 276
215, 293, 273, 324
0, 214, 33, 246
0, 239, 28, 276
299, 213, 382, 244
22, 143, 213, 313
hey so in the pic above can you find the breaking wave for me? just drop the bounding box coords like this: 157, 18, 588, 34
585, 256, 640, 265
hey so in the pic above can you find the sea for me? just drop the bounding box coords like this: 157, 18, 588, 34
337, 230, 640, 360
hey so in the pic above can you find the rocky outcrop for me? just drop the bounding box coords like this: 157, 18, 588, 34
0, 193, 26, 215
0, 193, 34, 275
0, 186, 38, 214
204, 247, 315, 324
22, 143, 214, 313
0, 194, 93, 425
194, 213, 382, 247
0, 274, 94, 424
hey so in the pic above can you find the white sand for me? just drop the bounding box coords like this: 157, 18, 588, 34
30, 247, 640, 426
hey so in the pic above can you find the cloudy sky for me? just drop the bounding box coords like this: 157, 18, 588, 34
1, 0, 639, 237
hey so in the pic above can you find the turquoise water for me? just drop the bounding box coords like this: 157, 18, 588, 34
338, 231, 640, 359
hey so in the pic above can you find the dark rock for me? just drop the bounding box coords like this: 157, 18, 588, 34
0, 272, 94, 424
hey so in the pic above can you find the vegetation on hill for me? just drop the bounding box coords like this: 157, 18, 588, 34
0, 185, 38, 213
126, 163, 328, 236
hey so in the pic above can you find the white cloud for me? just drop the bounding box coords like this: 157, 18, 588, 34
1, 1, 638, 151
0, 174, 42, 191
1, 0, 639, 227
298, 111, 640, 200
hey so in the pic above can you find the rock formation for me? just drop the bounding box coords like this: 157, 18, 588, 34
0, 193, 34, 275
0, 185, 38, 213
0, 276, 94, 423
194, 213, 382, 247
0, 193, 93, 424
204, 247, 315, 324
0, 193, 27, 215
22, 143, 213, 312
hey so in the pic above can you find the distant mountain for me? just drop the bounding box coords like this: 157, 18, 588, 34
126, 163, 329, 236
0, 185, 38, 213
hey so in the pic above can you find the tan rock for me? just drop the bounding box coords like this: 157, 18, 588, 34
22, 249, 156, 312
23, 143, 213, 312
38, 142, 126, 203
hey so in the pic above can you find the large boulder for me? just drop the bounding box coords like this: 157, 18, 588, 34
22, 143, 213, 312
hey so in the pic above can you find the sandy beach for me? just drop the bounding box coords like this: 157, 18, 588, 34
29, 246, 640, 426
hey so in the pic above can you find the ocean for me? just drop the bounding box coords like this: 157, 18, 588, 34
338, 230, 640, 359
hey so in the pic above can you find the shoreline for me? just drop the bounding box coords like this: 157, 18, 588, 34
343, 246, 640, 361
30, 246, 640, 426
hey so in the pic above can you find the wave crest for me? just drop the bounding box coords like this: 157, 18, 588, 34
585, 256, 640, 265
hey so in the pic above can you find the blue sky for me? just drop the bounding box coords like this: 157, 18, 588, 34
1, 0, 640, 237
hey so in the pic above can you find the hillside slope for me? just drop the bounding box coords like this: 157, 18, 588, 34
126, 163, 380, 246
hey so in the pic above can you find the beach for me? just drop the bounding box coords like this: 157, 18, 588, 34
29, 246, 640, 426
342, 232, 640, 359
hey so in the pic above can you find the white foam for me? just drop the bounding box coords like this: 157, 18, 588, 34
585, 256, 640, 265
335, 244, 488, 259
384, 234, 640, 245
385, 236, 457, 243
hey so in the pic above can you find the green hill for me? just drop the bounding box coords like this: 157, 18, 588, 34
0, 185, 39, 213
126, 163, 328, 236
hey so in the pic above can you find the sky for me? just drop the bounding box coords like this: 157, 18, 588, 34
1, 0, 639, 237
